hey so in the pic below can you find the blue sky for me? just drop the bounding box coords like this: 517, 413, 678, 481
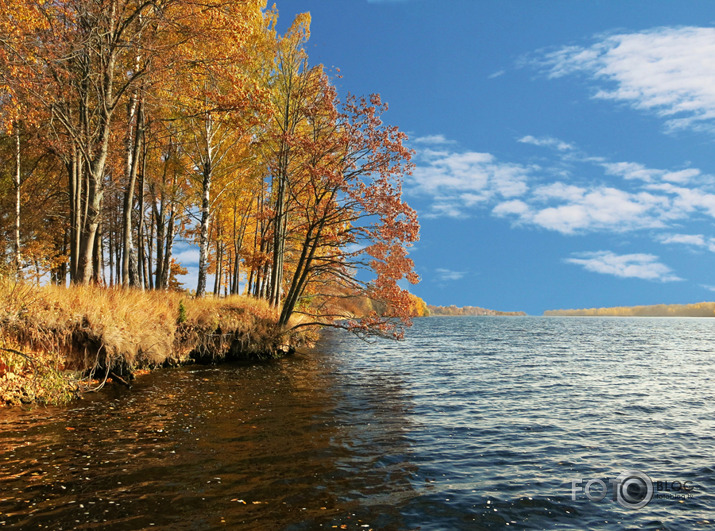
182, 1, 715, 314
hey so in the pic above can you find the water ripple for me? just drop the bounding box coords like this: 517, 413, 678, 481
1, 317, 714, 529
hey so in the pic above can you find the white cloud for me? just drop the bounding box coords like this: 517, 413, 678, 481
663, 168, 701, 183
531, 182, 585, 202
542, 26, 715, 132
495, 186, 667, 234
492, 199, 530, 217
411, 133, 715, 241
603, 161, 659, 182
411, 148, 531, 217
518, 135, 575, 151
566, 251, 682, 282
173, 247, 200, 265
413, 134, 456, 145
659, 233, 706, 246
658, 233, 715, 252
429, 202, 466, 218
647, 183, 715, 218
435, 268, 466, 282
604, 161, 701, 184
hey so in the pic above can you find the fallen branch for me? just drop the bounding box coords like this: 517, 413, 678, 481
109, 371, 131, 388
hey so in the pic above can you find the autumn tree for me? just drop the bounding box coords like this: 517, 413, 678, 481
0, 0, 422, 340
262, 12, 317, 308
0, 0, 185, 284
162, 0, 266, 297
275, 89, 420, 338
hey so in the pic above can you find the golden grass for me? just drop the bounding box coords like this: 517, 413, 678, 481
0, 278, 308, 406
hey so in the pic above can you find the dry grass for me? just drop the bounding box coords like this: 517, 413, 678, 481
0, 278, 310, 406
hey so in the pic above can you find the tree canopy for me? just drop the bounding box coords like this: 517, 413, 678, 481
0, 0, 420, 337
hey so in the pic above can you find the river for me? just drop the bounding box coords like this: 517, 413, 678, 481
1, 317, 714, 529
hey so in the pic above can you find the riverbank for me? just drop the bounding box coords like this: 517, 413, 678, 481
0, 280, 314, 406
544, 301, 715, 317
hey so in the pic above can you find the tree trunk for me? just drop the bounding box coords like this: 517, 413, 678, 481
213, 239, 222, 296
77, 171, 103, 284
196, 110, 214, 298
269, 168, 287, 307
137, 138, 148, 289
68, 146, 80, 281
146, 207, 155, 290
121, 95, 143, 287
13, 124, 22, 279
196, 164, 212, 297
153, 200, 165, 289
91, 218, 103, 284
161, 207, 176, 290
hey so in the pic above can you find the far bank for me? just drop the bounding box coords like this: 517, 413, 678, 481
544, 301, 715, 317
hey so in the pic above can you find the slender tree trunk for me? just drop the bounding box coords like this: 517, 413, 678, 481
153, 198, 165, 288
122, 96, 143, 287
59, 229, 68, 286
137, 138, 148, 289
196, 165, 212, 297
68, 147, 79, 281
231, 249, 240, 295
279, 219, 326, 327
269, 170, 287, 306
161, 208, 175, 290
213, 240, 222, 296
13, 124, 22, 279
78, 106, 113, 284
146, 207, 154, 290
90, 217, 103, 284
108, 224, 114, 286
195, 112, 214, 297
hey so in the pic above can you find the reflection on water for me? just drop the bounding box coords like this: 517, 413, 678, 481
0, 350, 417, 530
1, 317, 714, 529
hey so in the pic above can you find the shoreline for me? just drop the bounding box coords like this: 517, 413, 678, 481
0, 281, 314, 407
544, 301, 715, 317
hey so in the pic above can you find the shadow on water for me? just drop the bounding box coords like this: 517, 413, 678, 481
0, 344, 419, 530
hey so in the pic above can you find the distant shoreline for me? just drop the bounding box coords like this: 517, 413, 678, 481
544, 301, 715, 317
427, 305, 526, 317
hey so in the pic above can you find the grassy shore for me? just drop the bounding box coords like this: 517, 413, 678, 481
0, 279, 314, 406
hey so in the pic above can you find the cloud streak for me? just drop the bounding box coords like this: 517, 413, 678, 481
519, 135, 575, 152
409, 148, 532, 218
413, 134, 456, 145
659, 233, 715, 252
565, 251, 682, 282
435, 268, 466, 282
540, 26, 715, 132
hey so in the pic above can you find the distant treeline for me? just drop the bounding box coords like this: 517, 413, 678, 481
544, 302, 715, 317
427, 305, 526, 317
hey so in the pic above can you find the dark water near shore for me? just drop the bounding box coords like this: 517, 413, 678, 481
1, 316, 714, 529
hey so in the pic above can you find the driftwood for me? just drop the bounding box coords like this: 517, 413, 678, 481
109, 371, 132, 388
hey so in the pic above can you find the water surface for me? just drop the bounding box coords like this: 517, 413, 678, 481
1, 317, 714, 529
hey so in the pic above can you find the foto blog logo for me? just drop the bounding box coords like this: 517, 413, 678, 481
571, 470, 694, 510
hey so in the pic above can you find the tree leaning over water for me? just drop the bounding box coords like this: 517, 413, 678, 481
0, 1, 420, 338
